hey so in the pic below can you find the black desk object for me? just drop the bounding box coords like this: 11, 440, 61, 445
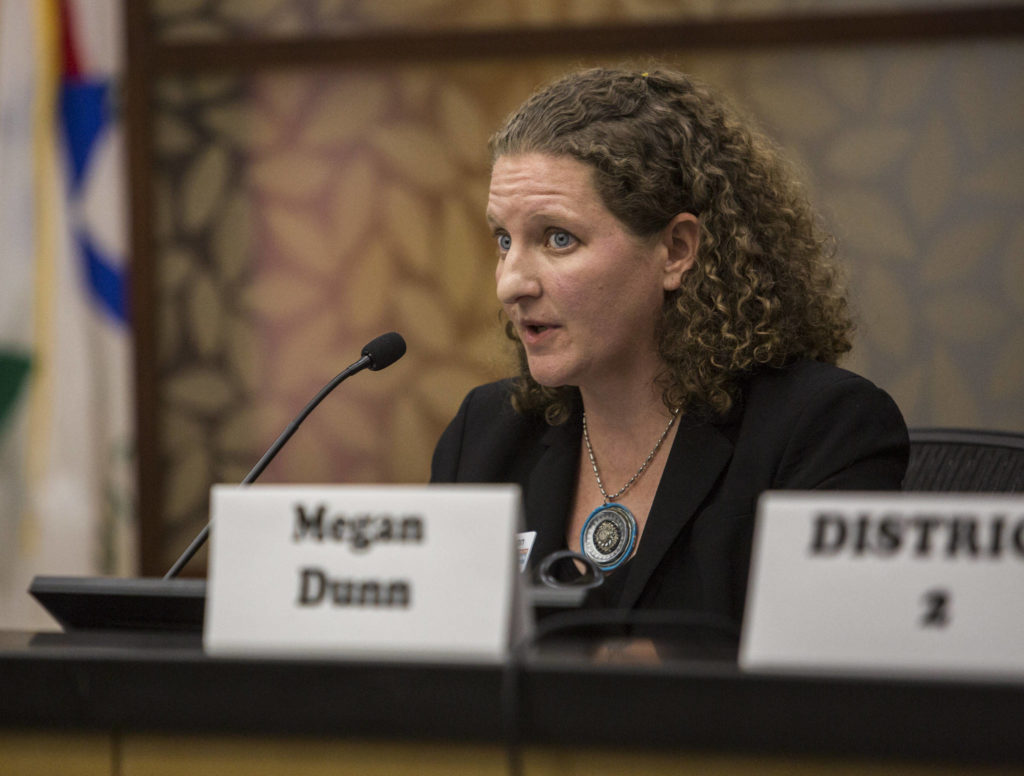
1, 628, 1022, 769
28, 574, 588, 633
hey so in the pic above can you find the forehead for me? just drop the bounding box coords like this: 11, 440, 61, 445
486, 153, 603, 222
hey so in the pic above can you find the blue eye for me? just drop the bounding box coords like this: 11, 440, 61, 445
497, 233, 511, 251
547, 230, 575, 249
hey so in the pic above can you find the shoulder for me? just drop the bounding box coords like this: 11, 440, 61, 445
742, 359, 901, 424
452, 379, 519, 418
732, 359, 908, 489
747, 358, 880, 396
430, 379, 551, 482
441, 379, 536, 437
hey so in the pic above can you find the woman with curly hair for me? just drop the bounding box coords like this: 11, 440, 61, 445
431, 67, 908, 627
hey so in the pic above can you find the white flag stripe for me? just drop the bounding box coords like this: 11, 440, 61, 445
0, 0, 136, 630
0, 0, 40, 342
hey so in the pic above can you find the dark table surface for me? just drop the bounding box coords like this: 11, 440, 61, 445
1, 627, 1022, 768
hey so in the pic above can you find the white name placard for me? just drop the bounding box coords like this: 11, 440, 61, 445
204, 484, 528, 663
740, 492, 1024, 681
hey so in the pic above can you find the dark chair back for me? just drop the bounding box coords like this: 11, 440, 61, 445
904, 429, 1024, 492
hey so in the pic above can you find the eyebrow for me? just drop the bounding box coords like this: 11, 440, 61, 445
486, 202, 582, 228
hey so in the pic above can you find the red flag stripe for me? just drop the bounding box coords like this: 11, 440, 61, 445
59, 0, 82, 80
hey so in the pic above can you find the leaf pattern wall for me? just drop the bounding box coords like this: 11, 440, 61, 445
715, 44, 1024, 431
244, 66, 518, 491
149, 2, 1024, 569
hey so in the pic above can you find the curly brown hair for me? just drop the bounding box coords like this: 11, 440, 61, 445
491, 67, 852, 424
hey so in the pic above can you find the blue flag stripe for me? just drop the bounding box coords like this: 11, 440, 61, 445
79, 232, 130, 324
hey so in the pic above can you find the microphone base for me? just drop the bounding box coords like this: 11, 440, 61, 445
29, 576, 207, 633
29, 575, 586, 633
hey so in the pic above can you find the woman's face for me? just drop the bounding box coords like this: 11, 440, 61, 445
488, 153, 693, 396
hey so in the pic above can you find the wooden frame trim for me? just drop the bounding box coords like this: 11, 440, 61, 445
124, 1, 163, 577
153, 5, 1024, 73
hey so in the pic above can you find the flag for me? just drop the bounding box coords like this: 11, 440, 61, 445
0, 0, 134, 630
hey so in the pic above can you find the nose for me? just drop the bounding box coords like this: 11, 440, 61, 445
496, 245, 541, 305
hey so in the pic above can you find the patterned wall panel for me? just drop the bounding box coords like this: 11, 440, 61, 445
242, 66, 519, 488
153, 75, 258, 561
147, 2, 1024, 569
683, 43, 1024, 431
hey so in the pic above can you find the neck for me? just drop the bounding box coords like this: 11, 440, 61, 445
579, 377, 671, 436
576, 343, 670, 423
578, 380, 678, 478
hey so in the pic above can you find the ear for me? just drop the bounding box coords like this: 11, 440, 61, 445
660, 213, 699, 292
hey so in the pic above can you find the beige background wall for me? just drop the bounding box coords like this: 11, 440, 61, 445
144, 1, 1024, 569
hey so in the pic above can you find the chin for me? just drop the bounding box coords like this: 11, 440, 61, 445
525, 353, 586, 390
527, 366, 577, 390
531, 377, 570, 390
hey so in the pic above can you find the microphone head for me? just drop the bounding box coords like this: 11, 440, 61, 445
362, 332, 407, 371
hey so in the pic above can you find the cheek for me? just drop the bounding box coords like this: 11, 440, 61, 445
494, 261, 510, 300
549, 274, 592, 312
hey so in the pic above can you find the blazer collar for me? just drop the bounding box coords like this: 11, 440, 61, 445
618, 415, 734, 608
522, 389, 736, 602
524, 410, 582, 563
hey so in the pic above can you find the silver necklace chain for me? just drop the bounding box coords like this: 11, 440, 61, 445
582, 407, 680, 503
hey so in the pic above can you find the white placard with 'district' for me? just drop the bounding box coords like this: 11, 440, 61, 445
740, 492, 1024, 681
204, 484, 529, 663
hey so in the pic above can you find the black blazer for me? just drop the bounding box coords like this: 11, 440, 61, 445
430, 360, 908, 626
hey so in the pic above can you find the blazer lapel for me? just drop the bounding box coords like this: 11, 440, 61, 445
618, 418, 734, 608
524, 414, 581, 564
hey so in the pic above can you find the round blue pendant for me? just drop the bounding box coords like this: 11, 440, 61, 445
580, 503, 637, 571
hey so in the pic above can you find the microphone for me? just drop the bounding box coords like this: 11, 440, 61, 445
163, 332, 407, 579
363, 331, 406, 371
